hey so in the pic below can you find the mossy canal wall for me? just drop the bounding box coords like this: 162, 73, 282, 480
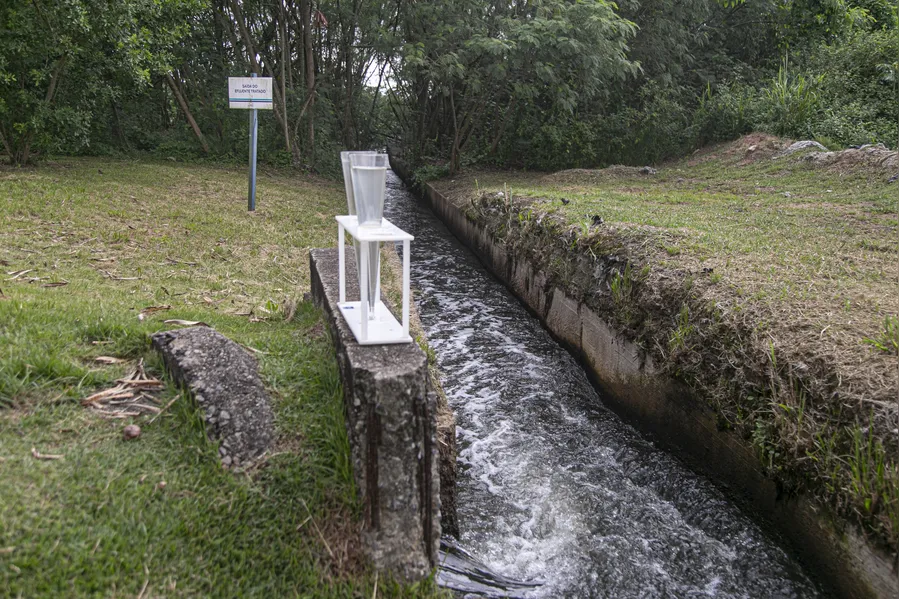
389, 156, 898, 599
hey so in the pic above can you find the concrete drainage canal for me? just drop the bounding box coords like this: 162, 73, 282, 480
381, 171, 823, 598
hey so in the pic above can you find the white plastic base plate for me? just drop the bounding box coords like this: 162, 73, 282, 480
338, 301, 413, 345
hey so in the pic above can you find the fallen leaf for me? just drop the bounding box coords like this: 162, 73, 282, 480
82, 387, 135, 405
6, 269, 33, 280
94, 356, 128, 365
41, 280, 69, 288
99, 269, 140, 281
163, 319, 210, 328
31, 447, 64, 460
138, 305, 171, 319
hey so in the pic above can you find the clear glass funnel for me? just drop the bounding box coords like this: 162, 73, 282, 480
346, 152, 388, 320
340, 151, 376, 217
340, 151, 378, 315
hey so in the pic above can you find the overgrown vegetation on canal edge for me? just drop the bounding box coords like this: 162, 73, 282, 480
435, 134, 899, 550
0, 157, 443, 597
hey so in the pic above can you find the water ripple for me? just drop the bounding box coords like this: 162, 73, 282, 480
384, 172, 820, 598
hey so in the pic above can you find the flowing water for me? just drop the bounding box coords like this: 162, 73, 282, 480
382, 172, 822, 598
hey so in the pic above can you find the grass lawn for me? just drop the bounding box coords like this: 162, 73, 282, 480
432, 134, 899, 548
0, 157, 440, 597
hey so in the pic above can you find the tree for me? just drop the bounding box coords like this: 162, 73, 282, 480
0, 0, 203, 165
394, 0, 638, 173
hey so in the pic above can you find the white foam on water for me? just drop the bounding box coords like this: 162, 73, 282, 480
384, 172, 820, 599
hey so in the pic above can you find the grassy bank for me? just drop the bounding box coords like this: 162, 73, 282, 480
431, 134, 899, 550
0, 157, 440, 597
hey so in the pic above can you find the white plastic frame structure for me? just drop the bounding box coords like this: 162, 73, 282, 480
336, 215, 414, 345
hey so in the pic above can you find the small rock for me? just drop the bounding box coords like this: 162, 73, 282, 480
123, 424, 141, 440
775, 140, 827, 159
221, 455, 232, 468
888, 174, 898, 184
560, 198, 570, 205
156, 481, 167, 491
702, 267, 714, 274
219, 411, 230, 421
782, 192, 792, 198
747, 145, 757, 152
640, 166, 657, 175
591, 215, 604, 227
302, 291, 312, 302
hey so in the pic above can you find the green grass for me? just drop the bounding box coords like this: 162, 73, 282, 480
0, 157, 441, 597
435, 138, 899, 549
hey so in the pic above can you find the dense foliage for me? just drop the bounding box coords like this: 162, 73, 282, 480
1, 0, 897, 169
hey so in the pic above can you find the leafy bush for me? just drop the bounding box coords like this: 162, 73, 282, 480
804, 26, 899, 148
412, 163, 451, 185
692, 82, 758, 146
758, 60, 824, 138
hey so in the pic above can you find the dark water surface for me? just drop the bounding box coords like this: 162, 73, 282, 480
383, 172, 821, 598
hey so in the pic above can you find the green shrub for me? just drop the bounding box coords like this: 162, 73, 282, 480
692, 81, 759, 145
758, 59, 824, 138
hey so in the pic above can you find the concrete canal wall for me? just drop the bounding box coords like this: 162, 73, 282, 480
389, 156, 898, 599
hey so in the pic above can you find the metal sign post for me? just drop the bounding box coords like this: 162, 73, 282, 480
248, 79, 258, 211
228, 75, 273, 211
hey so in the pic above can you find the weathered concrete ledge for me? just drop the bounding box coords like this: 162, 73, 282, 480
151, 326, 273, 468
309, 248, 439, 581
389, 156, 899, 598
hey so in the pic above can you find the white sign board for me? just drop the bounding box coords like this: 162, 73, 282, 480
228, 77, 273, 110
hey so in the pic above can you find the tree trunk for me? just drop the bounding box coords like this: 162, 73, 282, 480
489, 96, 517, 155
111, 100, 129, 149
0, 126, 12, 163
301, 0, 316, 160
449, 88, 461, 175
279, 0, 291, 155
166, 74, 210, 153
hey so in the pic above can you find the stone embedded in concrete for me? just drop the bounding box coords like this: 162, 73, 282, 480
310, 248, 439, 582
151, 327, 273, 468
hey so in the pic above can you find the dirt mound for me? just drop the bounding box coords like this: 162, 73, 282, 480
542, 165, 657, 185
686, 133, 789, 166
799, 143, 899, 173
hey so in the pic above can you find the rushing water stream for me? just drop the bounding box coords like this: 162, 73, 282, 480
382, 172, 822, 598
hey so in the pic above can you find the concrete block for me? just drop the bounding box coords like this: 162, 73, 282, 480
310, 248, 439, 581
151, 327, 273, 468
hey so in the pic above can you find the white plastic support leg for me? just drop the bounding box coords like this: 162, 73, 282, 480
338, 223, 346, 303
360, 240, 369, 341
402, 239, 410, 336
